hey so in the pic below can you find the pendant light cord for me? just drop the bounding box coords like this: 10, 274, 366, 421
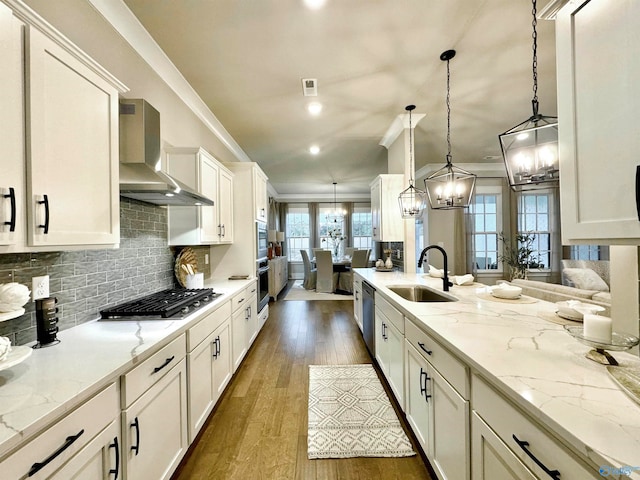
531, 0, 539, 117
446, 56, 452, 165
406, 104, 416, 186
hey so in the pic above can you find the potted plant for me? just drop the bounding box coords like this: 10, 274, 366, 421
498, 232, 540, 280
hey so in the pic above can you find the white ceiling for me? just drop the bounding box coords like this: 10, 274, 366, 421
121, 0, 558, 200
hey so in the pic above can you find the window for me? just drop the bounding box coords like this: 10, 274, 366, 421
471, 191, 500, 270
352, 204, 372, 256
570, 245, 608, 261
517, 193, 551, 269
286, 205, 310, 262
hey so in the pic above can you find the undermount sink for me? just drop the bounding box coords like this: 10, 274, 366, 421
387, 284, 458, 303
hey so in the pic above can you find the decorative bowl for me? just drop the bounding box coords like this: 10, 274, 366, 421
491, 284, 522, 299
555, 300, 605, 321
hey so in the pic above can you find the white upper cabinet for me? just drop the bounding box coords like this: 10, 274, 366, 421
254, 168, 268, 222
25, 25, 122, 247
556, 0, 640, 243
167, 147, 234, 245
0, 4, 25, 252
370, 174, 404, 242
0, 2, 126, 252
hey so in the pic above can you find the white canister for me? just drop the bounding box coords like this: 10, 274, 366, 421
186, 273, 204, 289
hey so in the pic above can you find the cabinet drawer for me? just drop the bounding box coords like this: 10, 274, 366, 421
231, 286, 251, 312
472, 374, 598, 479
376, 294, 404, 333
187, 300, 231, 352
122, 334, 186, 408
0, 383, 118, 480
405, 320, 468, 398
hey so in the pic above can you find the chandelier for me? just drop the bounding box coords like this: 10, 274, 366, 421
499, 0, 558, 191
424, 50, 476, 209
398, 105, 427, 218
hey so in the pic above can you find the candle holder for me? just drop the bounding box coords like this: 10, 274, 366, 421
563, 325, 639, 366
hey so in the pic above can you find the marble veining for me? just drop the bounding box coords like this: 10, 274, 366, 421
356, 269, 640, 477
0, 278, 254, 459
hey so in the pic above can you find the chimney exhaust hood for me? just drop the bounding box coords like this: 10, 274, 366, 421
119, 99, 214, 206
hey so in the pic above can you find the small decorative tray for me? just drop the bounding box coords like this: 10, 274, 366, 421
563, 325, 640, 365
607, 366, 640, 406
229, 275, 249, 280
375, 267, 394, 272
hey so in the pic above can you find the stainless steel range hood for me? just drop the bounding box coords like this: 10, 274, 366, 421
119, 99, 214, 206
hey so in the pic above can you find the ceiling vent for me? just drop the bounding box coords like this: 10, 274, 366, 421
301, 78, 318, 96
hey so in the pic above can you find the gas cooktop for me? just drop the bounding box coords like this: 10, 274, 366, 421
99, 288, 221, 320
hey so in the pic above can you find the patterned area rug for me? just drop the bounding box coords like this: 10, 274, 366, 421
284, 280, 352, 301
307, 364, 415, 459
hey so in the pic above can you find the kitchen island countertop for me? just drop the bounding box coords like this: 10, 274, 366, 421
0, 278, 255, 460
355, 268, 640, 477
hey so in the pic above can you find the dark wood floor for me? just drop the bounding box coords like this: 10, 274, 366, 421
171, 291, 433, 480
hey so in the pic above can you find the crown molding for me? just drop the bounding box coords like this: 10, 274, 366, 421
379, 112, 426, 149
87, 0, 252, 163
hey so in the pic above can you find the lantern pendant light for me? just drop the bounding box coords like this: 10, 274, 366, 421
424, 50, 476, 210
499, 0, 558, 191
398, 105, 427, 218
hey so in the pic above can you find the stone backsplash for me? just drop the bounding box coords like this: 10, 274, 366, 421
0, 198, 209, 346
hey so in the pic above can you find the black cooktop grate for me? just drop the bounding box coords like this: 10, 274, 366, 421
100, 288, 214, 319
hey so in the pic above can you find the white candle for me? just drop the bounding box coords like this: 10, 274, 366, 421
583, 314, 612, 344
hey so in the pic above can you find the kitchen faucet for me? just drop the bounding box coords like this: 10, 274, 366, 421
418, 245, 454, 292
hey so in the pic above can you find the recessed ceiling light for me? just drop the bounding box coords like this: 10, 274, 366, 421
303, 0, 326, 10
307, 102, 322, 115
309, 145, 320, 155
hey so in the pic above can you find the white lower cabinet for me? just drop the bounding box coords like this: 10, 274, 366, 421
353, 278, 363, 332
374, 302, 404, 407
0, 383, 119, 480
405, 341, 469, 480
471, 374, 597, 480
122, 358, 188, 480
50, 419, 120, 480
471, 412, 536, 480
230, 284, 258, 372
187, 315, 232, 442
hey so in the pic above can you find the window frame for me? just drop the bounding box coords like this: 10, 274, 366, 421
471, 186, 503, 273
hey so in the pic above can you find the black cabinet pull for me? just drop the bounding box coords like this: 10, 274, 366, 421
28, 429, 84, 477
109, 436, 120, 479
217, 337, 221, 356
222, 224, 226, 237
212, 337, 219, 358
38, 194, 49, 234
512, 434, 560, 479
131, 417, 140, 456
419, 368, 431, 402
418, 342, 432, 355
3, 187, 16, 232
153, 355, 175, 373
636, 166, 640, 221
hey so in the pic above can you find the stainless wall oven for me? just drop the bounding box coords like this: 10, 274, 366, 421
257, 258, 269, 312
256, 221, 268, 260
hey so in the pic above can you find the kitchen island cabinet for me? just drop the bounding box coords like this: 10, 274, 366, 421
0, 0, 127, 253
354, 269, 640, 479
556, 0, 640, 244
374, 294, 405, 408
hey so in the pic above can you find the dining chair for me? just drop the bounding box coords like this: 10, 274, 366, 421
345, 247, 356, 257
337, 249, 370, 293
315, 250, 339, 293
300, 250, 317, 290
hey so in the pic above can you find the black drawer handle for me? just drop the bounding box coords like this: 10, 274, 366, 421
153, 355, 175, 373
38, 194, 49, 234
131, 417, 140, 455
512, 434, 560, 479
636, 165, 640, 220
419, 368, 431, 402
109, 436, 120, 479
28, 429, 84, 477
212, 337, 219, 358
3, 187, 16, 232
418, 342, 432, 355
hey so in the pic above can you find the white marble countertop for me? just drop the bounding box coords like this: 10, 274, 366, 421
0, 278, 255, 459
355, 268, 640, 477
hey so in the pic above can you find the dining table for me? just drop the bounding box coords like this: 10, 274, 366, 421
311, 255, 352, 272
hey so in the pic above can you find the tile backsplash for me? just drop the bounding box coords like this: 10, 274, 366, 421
0, 198, 179, 346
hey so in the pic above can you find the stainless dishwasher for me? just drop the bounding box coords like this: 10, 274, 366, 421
362, 281, 375, 356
